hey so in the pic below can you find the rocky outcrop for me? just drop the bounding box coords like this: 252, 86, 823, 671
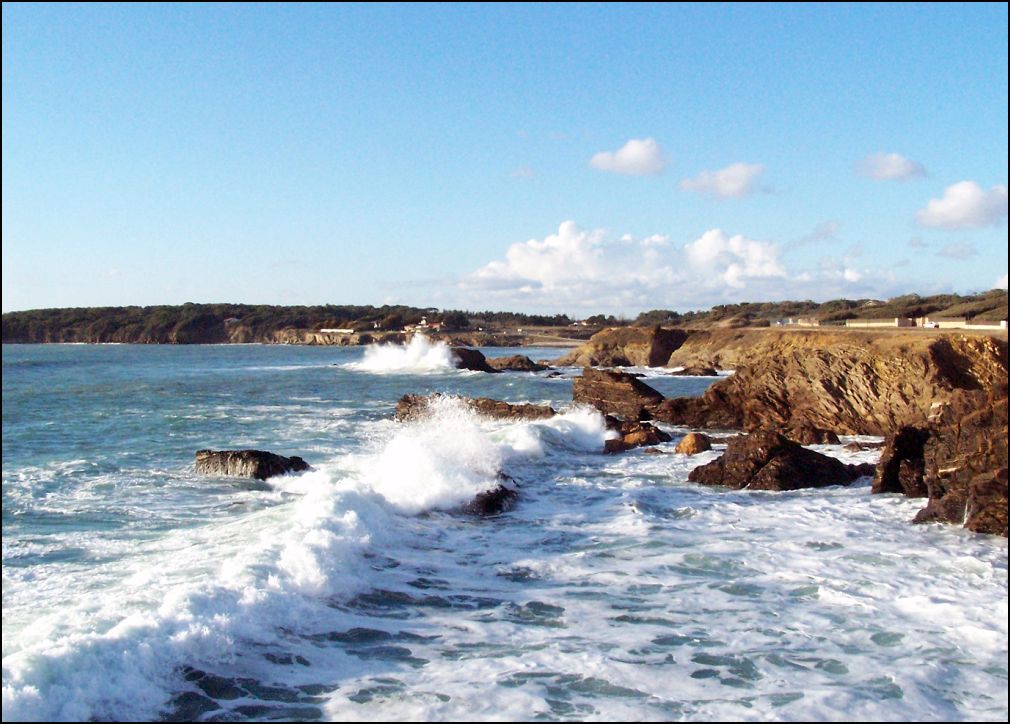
655, 333, 1007, 436
603, 419, 672, 453
195, 449, 311, 481
670, 365, 719, 377
462, 484, 519, 516
451, 347, 501, 373
785, 424, 840, 445
873, 385, 1007, 536
395, 394, 556, 422
554, 326, 691, 367
688, 431, 874, 491
872, 427, 930, 497
572, 368, 665, 421
675, 432, 712, 455
487, 355, 550, 372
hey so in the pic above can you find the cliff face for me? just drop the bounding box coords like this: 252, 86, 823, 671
655, 332, 1007, 436
554, 326, 691, 367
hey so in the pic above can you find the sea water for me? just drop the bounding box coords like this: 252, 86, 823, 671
2, 341, 1007, 721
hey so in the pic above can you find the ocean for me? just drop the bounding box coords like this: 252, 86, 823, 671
2, 340, 1007, 721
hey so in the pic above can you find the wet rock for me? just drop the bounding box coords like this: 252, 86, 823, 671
462, 484, 519, 516
675, 432, 712, 455
487, 355, 550, 372
603, 419, 672, 454
872, 426, 930, 497
395, 394, 556, 422
195, 450, 311, 481
451, 347, 500, 373
687, 431, 873, 491
890, 385, 1009, 536
643, 447, 666, 455
573, 368, 665, 421
670, 365, 719, 377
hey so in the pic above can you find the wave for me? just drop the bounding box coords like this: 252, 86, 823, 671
344, 335, 457, 374
1, 397, 615, 721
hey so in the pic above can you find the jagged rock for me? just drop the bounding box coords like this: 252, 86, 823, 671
395, 394, 555, 422
675, 432, 712, 455
786, 424, 840, 445
462, 484, 519, 516
655, 333, 1007, 436
670, 365, 719, 377
573, 368, 665, 421
603, 419, 672, 454
487, 355, 550, 372
195, 450, 311, 481
893, 385, 1008, 536
451, 347, 500, 373
554, 326, 691, 367
872, 426, 930, 496
687, 431, 873, 491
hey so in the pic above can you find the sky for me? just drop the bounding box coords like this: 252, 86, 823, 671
2, 2, 1008, 315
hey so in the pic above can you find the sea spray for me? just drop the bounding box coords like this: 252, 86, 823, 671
346, 334, 457, 374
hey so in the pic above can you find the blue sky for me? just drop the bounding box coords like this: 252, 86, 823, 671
3, 2, 1007, 314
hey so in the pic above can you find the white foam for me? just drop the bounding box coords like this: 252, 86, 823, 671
345, 335, 457, 374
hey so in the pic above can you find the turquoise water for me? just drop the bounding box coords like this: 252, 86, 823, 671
2, 342, 1007, 721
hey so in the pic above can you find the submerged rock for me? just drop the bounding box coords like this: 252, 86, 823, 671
395, 394, 556, 422
572, 368, 665, 421
675, 432, 712, 455
195, 450, 311, 481
785, 424, 841, 445
451, 347, 500, 373
687, 431, 873, 491
487, 355, 550, 372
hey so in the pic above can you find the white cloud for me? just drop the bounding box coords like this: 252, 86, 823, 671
907, 236, 927, 249
457, 221, 896, 313
679, 162, 766, 199
857, 152, 927, 180
936, 242, 978, 260
511, 165, 536, 179
996, 273, 1008, 290
916, 181, 1008, 229
590, 138, 668, 176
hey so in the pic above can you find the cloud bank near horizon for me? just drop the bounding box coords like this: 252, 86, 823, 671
455, 220, 902, 313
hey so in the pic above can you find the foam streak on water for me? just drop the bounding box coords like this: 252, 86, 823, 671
1, 344, 1006, 722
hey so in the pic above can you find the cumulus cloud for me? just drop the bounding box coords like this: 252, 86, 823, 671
997, 273, 1008, 290
679, 162, 766, 199
936, 242, 978, 260
590, 138, 668, 176
916, 181, 1008, 229
458, 221, 892, 313
857, 152, 927, 181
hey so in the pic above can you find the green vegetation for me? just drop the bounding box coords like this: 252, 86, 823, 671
3, 290, 1005, 343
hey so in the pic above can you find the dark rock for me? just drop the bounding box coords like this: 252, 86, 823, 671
670, 365, 719, 377
786, 424, 841, 445
643, 447, 666, 455
462, 484, 519, 516
687, 431, 871, 491
675, 432, 712, 455
487, 355, 550, 372
905, 385, 1008, 536
395, 394, 556, 422
872, 426, 930, 496
195, 450, 311, 481
603, 419, 672, 453
451, 347, 500, 373
573, 368, 665, 421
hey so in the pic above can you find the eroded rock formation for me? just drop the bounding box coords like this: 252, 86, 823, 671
554, 326, 690, 367
395, 394, 556, 422
487, 355, 551, 372
572, 368, 665, 421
